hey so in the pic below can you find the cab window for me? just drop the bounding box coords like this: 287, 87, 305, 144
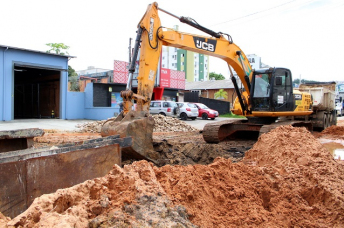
253, 73, 271, 98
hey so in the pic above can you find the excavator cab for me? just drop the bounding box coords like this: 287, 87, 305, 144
251, 68, 294, 112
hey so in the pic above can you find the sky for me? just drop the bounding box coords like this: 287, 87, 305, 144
1, 0, 343, 81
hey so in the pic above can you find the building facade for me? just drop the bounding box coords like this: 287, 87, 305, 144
0, 45, 71, 121
161, 46, 209, 82
247, 54, 261, 70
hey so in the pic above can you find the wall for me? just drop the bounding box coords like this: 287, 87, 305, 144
66, 92, 85, 119
200, 88, 236, 105
84, 83, 120, 120
183, 92, 231, 114
185, 51, 195, 82
66, 83, 121, 120
0, 46, 69, 121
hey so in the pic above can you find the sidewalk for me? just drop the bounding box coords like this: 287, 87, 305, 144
0, 119, 96, 131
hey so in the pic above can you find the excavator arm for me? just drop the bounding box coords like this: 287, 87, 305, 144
124, 2, 253, 115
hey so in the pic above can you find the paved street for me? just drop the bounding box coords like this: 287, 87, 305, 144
2, 116, 342, 132
0, 119, 95, 131
0, 117, 234, 131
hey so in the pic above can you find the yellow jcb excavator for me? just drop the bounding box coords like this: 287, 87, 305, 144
101, 2, 336, 159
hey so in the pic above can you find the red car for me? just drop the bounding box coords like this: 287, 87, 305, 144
194, 103, 219, 120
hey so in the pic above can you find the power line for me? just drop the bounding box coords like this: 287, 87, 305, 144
228, 0, 344, 27
211, 0, 297, 26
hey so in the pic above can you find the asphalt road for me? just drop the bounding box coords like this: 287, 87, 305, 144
180, 117, 236, 130
1, 116, 342, 132
0, 117, 233, 131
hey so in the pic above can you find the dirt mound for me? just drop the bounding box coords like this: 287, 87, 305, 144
4, 125, 344, 227
75, 115, 198, 133
5, 162, 196, 228
320, 125, 344, 137
244, 125, 344, 226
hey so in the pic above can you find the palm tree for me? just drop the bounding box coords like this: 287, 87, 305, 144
214, 89, 228, 99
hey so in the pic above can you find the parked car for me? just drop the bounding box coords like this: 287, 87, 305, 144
176, 102, 199, 120
194, 103, 219, 120
149, 100, 180, 117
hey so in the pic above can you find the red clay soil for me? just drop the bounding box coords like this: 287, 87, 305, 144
320, 125, 344, 138
33, 131, 101, 147
1, 125, 344, 227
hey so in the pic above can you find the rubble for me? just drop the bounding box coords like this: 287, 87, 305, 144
75, 115, 199, 133
152, 115, 198, 132
75, 120, 106, 133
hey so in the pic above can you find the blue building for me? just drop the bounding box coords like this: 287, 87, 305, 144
0, 45, 71, 121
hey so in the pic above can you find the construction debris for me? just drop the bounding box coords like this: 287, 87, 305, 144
75, 120, 105, 133
152, 115, 198, 132
2, 125, 344, 227
75, 115, 198, 133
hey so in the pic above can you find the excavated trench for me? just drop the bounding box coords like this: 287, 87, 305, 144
1, 116, 343, 227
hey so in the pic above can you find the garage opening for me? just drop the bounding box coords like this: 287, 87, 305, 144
14, 66, 61, 119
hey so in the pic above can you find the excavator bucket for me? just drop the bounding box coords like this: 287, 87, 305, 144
101, 110, 154, 160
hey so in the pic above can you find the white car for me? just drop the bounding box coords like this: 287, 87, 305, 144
176, 102, 199, 120
149, 100, 180, 117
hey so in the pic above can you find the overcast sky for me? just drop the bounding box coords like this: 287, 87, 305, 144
1, 0, 343, 81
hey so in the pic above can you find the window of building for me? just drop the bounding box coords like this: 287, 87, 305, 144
181, 53, 184, 57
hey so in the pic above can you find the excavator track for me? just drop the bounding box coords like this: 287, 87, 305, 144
203, 119, 263, 143
203, 119, 313, 143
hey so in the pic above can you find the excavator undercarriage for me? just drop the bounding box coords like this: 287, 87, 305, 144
203, 118, 313, 143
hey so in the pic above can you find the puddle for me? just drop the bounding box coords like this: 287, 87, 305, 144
319, 139, 344, 160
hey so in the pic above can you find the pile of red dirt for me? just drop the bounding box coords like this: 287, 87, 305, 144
320, 125, 344, 138
2, 125, 344, 227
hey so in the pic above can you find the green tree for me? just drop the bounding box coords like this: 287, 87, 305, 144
293, 79, 319, 85
68, 65, 80, 91
68, 65, 77, 77
209, 72, 225, 80
46, 43, 70, 55
214, 89, 228, 99
45, 43, 79, 91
